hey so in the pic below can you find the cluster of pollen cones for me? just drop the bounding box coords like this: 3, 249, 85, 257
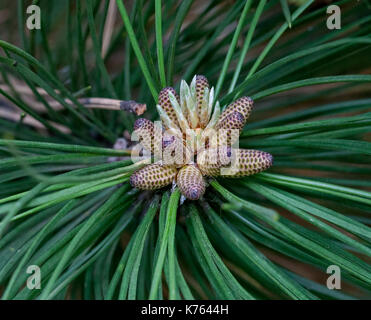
130, 75, 273, 200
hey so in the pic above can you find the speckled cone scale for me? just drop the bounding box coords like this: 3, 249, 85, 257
195, 75, 210, 127
162, 133, 193, 167
158, 87, 180, 127
197, 148, 273, 177
177, 165, 206, 200
217, 96, 253, 125
216, 111, 245, 147
133, 118, 159, 154
221, 148, 274, 177
130, 164, 178, 190
197, 148, 220, 176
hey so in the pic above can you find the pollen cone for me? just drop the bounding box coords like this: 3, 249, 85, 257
133, 118, 163, 155
217, 96, 253, 127
134, 118, 153, 153
162, 133, 192, 167
195, 75, 210, 126
130, 163, 177, 190
216, 111, 245, 147
177, 164, 206, 200
197, 148, 273, 177
219, 148, 274, 177
197, 148, 221, 177
158, 87, 180, 127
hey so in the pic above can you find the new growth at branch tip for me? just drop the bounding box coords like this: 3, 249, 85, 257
130, 75, 273, 201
